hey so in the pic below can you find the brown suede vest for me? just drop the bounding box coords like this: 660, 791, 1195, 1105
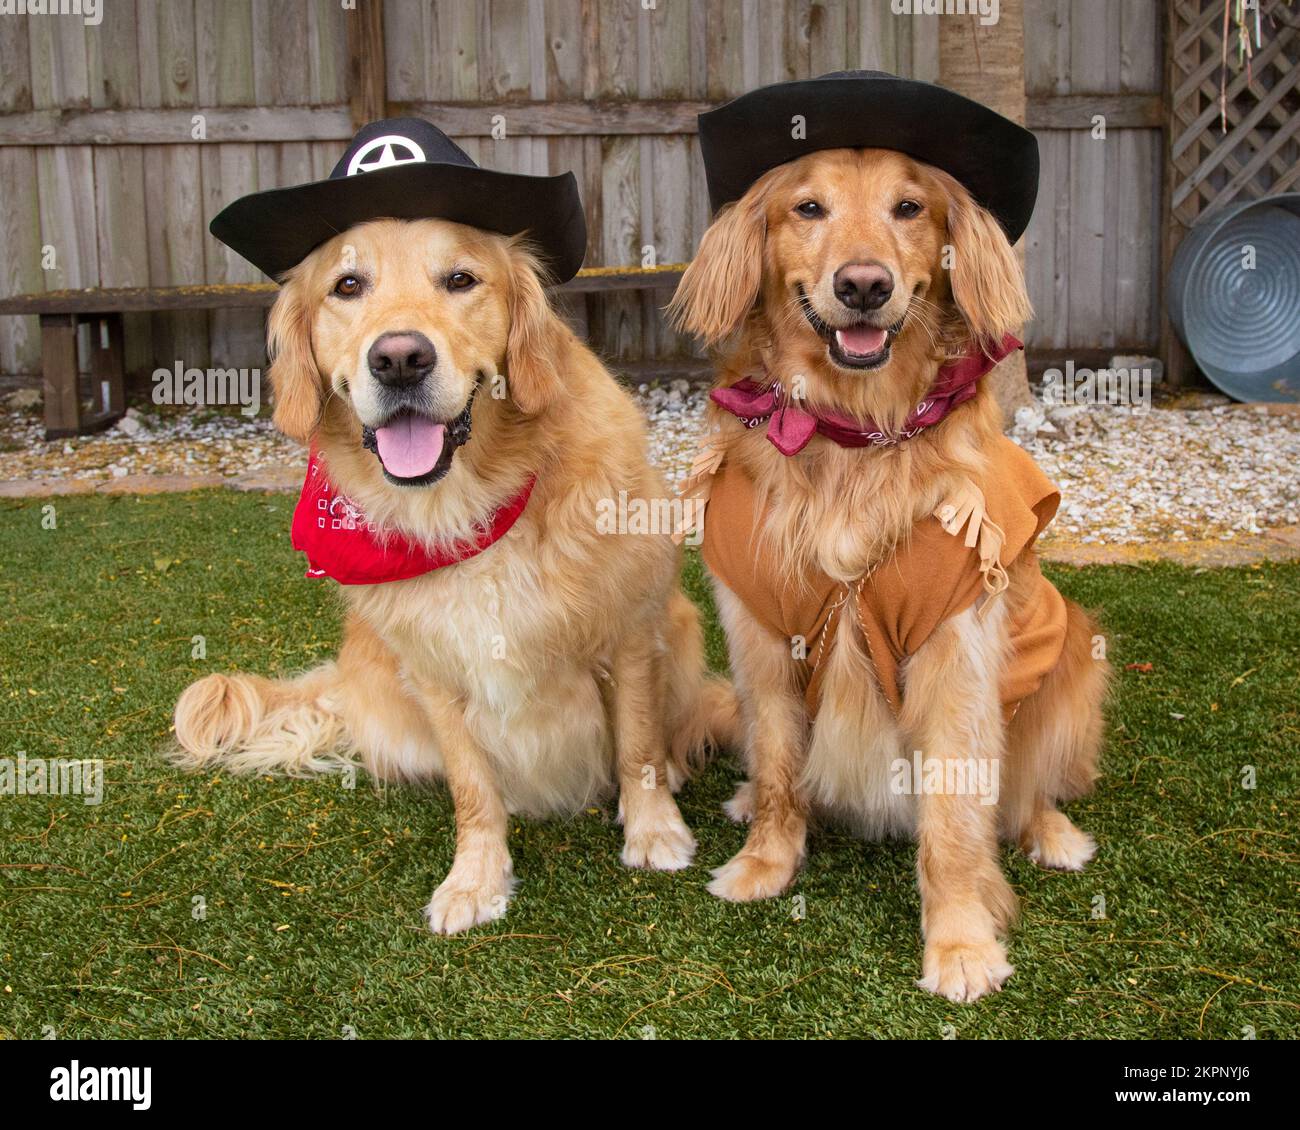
700, 436, 1068, 722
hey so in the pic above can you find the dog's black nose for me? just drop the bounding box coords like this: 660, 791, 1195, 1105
833, 263, 894, 311
367, 331, 437, 387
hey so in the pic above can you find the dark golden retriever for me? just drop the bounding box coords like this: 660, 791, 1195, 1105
670, 148, 1107, 1002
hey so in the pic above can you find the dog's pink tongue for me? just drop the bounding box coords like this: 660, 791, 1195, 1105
375, 414, 445, 479
836, 325, 888, 356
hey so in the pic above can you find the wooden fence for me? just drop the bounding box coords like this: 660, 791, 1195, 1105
0, 0, 1177, 385
1023, 0, 1163, 358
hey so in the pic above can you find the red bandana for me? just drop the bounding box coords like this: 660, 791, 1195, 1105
290, 446, 535, 586
710, 334, 1022, 455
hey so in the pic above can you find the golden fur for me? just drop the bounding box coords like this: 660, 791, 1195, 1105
172, 218, 736, 935
670, 149, 1107, 1002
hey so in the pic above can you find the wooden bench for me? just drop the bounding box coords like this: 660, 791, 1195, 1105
0, 263, 686, 439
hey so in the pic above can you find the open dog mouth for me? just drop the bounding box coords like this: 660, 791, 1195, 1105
797, 285, 902, 371
361, 393, 475, 487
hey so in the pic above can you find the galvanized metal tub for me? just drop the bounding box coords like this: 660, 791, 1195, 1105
1168, 192, 1300, 402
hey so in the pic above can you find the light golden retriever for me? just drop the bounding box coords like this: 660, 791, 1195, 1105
172, 217, 735, 934
669, 149, 1107, 1001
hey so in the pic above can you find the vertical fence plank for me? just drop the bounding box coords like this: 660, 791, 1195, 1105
1119, 0, 1160, 92
30, 4, 98, 361
1098, 0, 1123, 350
1023, 126, 1056, 349
643, 0, 696, 358
526, 0, 550, 176
433, 0, 482, 100
32, 143, 99, 293
1066, 133, 1106, 348
0, 9, 34, 113
1066, 0, 1112, 348
0, 149, 42, 377
90, 2, 152, 383
383, 0, 426, 101
1024, 0, 1061, 95
31, 0, 98, 374
28, 5, 95, 383
1117, 0, 1161, 350
0, 17, 41, 376
253, 0, 312, 107
138, 0, 209, 374
475, 0, 537, 175
543, 0, 586, 266
907, 2, 939, 80
585, 0, 642, 360
310, 0, 349, 106
857, 0, 898, 74
94, 146, 152, 380
195, 0, 265, 372
1051, 129, 1073, 351
196, 0, 254, 107
541, 0, 588, 338
808, 0, 849, 75
706, 0, 747, 98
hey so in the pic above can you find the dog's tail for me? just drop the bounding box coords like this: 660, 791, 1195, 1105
663, 588, 739, 784
169, 664, 352, 777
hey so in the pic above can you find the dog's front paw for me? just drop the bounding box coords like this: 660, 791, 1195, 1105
622, 805, 696, 871
707, 849, 797, 901
918, 938, 1014, 1003
1025, 810, 1096, 872
425, 860, 514, 936
722, 780, 755, 824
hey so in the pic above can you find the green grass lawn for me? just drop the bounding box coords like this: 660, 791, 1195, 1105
1, 490, 1297, 1040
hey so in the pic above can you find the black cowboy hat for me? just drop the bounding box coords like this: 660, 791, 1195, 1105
698, 70, 1039, 242
210, 117, 587, 281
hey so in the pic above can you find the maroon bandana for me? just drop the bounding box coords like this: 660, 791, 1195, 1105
710, 334, 1022, 455
290, 446, 535, 586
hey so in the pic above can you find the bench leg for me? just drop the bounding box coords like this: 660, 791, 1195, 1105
41, 313, 80, 440
90, 313, 126, 421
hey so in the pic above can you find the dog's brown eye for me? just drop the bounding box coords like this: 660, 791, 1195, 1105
896, 199, 923, 219
794, 200, 824, 219
333, 275, 362, 297
447, 271, 478, 291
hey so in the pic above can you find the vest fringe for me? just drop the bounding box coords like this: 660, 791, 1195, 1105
932, 480, 1010, 618
671, 434, 726, 545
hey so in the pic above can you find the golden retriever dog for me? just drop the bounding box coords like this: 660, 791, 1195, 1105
172, 217, 735, 934
669, 148, 1107, 1001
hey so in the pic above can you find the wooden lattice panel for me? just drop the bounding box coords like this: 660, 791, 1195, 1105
1169, 0, 1300, 228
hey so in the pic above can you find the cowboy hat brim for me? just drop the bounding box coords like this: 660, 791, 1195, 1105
698, 72, 1039, 243
210, 163, 587, 282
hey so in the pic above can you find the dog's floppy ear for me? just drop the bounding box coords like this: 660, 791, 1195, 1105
667, 188, 766, 347
942, 175, 1032, 351
266, 274, 323, 443
505, 245, 569, 415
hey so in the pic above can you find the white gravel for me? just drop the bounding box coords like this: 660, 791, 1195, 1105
638, 378, 713, 487
3, 385, 1298, 546
0, 405, 299, 484
1012, 400, 1300, 544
